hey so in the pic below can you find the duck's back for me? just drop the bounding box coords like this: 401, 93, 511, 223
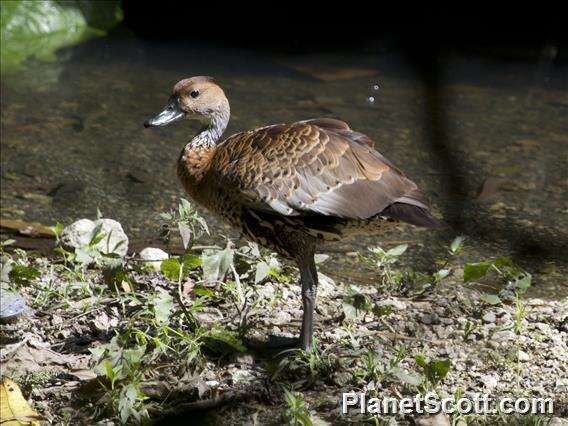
205, 119, 431, 216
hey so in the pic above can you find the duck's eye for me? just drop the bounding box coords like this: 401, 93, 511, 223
190, 90, 199, 98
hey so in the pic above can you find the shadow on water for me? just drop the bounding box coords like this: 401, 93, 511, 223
1, 33, 567, 298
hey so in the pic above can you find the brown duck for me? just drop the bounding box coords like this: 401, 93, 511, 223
144, 76, 441, 350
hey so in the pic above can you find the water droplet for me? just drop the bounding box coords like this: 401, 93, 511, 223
366, 96, 375, 105
372, 84, 380, 92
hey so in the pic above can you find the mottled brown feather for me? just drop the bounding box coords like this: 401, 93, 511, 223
202, 120, 429, 220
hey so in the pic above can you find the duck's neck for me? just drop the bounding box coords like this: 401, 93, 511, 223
187, 109, 230, 150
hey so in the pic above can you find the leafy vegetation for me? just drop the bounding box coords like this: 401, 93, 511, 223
0, 201, 562, 425
1, 0, 123, 72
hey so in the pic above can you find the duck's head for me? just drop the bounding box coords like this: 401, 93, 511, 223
144, 76, 229, 128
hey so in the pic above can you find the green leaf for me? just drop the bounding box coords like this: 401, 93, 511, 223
386, 244, 408, 257
160, 258, 181, 281
1, 0, 123, 72
479, 293, 501, 305
391, 367, 423, 386
178, 222, 192, 249
194, 286, 215, 297
89, 222, 105, 246
514, 274, 532, 291
49, 222, 64, 238
463, 261, 492, 282
9, 263, 40, 285
434, 269, 451, 281
450, 236, 465, 254
181, 253, 202, 271
201, 247, 234, 283
254, 261, 270, 284
153, 289, 173, 324
205, 328, 246, 352
342, 302, 358, 320
493, 257, 514, 268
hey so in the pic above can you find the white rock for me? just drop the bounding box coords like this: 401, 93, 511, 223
61, 218, 129, 257
480, 374, 499, 390
60, 219, 95, 249
555, 378, 568, 393
272, 310, 291, 325
376, 298, 407, 310
550, 418, 568, 426
517, 350, 531, 362
139, 247, 169, 272
94, 219, 129, 257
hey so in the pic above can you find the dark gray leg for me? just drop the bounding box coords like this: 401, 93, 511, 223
298, 256, 318, 351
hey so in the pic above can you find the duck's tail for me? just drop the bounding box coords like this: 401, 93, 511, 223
381, 202, 445, 228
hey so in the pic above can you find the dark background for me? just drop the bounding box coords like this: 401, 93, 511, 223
120, 2, 568, 58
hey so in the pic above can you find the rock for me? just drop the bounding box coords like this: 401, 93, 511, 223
139, 247, 168, 272
493, 330, 515, 342
0, 289, 27, 323
233, 353, 255, 365
517, 350, 531, 362
231, 369, 255, 385
60, 218, 129, 257
60, 219, 95, 249
550, 418, 568, 426
421, 313, 441, 325
480, 374, 499, 390
554, 378, 568, 393
482, 312, 496, 323
376, 298, 407, 310
272, 310, 291, 325
415, 413, 450, 426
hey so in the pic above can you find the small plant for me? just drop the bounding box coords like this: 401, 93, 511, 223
513, 291, 527, 335
282, 388, 313, 426
415, 354, 451, 392
272, 345, 337, 384
159, 198, 209, 249
463, 319, 478, 340
366, 244, 408, 291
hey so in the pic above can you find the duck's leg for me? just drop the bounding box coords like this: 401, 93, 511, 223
298, 255, 319, 351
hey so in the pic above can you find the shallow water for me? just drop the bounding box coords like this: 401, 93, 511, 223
1, 36, 567, 298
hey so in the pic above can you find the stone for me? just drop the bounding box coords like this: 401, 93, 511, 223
0, 289, 27, 323
482, 312, 496, 323
554, 378, 568, 393
376, 298, 407, 310
480, 374, 499, 390
272, 310, 291, 325
60, 218, 129, 257
421, 313, 441, 325
517, 350, 531, 362
60, 219, 95, 249
415, 413, 450, 426
139, 247, 168, 272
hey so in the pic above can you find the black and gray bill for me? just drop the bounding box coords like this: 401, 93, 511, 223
144, 96, 185, 128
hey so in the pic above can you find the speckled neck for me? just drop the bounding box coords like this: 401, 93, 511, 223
187, 107, 230, 149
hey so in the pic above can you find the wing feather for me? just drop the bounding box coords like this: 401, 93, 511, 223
207, 119, 433, 222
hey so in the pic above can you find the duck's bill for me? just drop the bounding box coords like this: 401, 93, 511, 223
144, 97, 185, 128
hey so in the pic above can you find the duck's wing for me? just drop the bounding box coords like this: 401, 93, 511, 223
210, 120, 436, 224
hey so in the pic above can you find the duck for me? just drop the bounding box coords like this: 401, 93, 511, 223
144, 76, 441, 350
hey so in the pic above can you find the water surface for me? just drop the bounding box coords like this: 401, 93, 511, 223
1, 36, 567, 298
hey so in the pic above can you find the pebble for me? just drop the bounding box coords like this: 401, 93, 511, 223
482, 312, 496, 323
376, 298, 406, 310
421, 313, 441, 325
139, 247, 169, 272
517, 350, 531, 362
60, 218, 129, 257
0, 289, 27, 323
